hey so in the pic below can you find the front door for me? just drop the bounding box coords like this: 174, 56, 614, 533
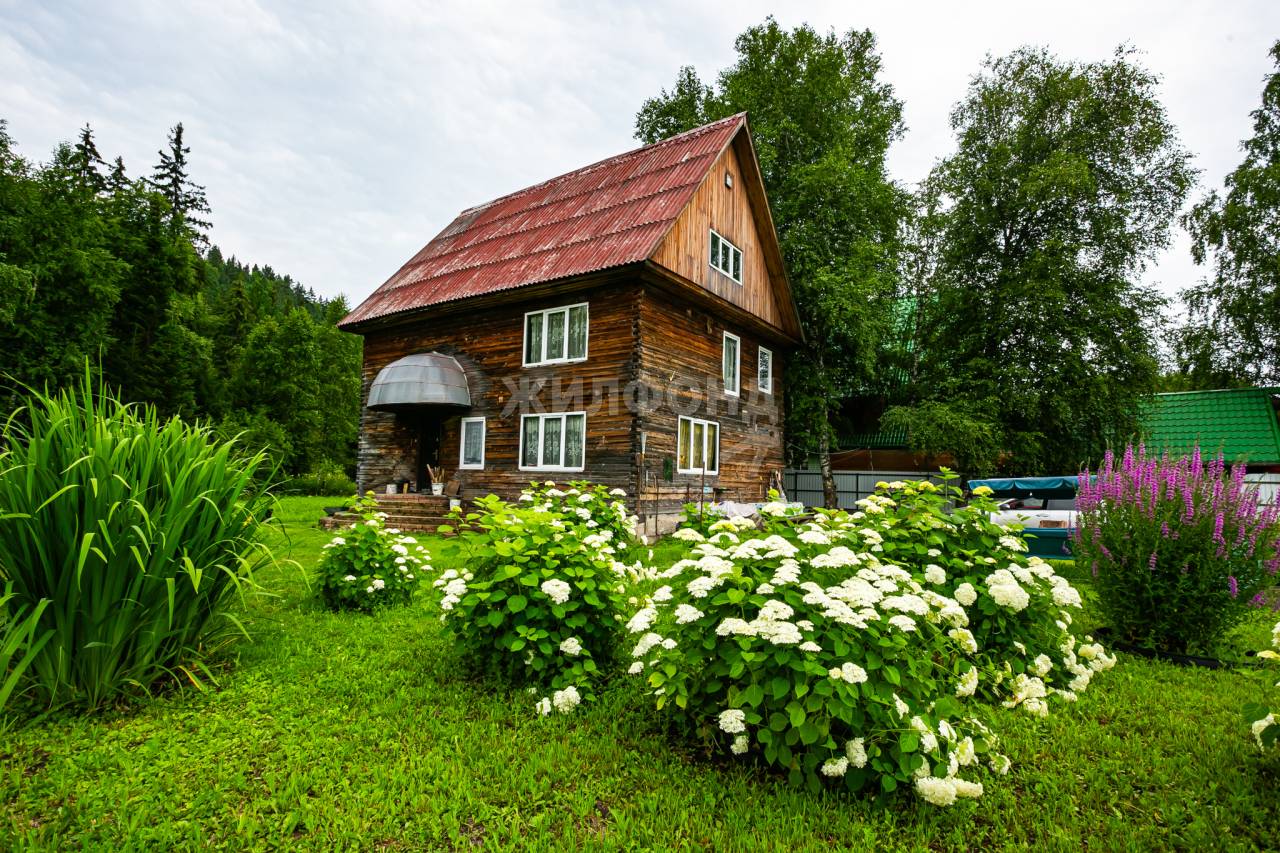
416, 415, 442, 490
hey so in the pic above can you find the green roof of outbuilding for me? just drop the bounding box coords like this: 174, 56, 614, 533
1142, 388, 1280, 464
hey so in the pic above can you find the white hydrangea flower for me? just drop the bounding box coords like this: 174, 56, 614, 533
887, 614, 917, 632
1031, 654, 1053, 677
718, 709, 747, 734
829, 662, 869, 684
535, 697, 552, 716
990, 753, 1012, 775
821, 756, 849, 777
985, 570, 1030, 611
627, 661, 644, 675
953, 583, 978, 606
672, 528, 705, 542
632, 632, 663, 657
559, 637, 583, 656
956, 736, 976, 766
924, 564, 946, 585
956, 666, 979, 697
799, 529, 831, 545
371, 578, 386, 590
799, 641, 822, 653
915, 776, 957, 807
674, 603, 704, 624
609, 488, 627, 497
343, 574, 356, 582
541, 579, 572, 605
552, 686, 580, 713
731, 734, 750, 755
846, 738, 867, 768
1051, 583, 1083, 608
998, 535, 1027, 552
1252, 714, 1275, 750
951, 778, 984, 799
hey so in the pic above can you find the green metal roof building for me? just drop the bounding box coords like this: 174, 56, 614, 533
1142, 388, 1280, 469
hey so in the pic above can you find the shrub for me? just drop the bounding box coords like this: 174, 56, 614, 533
284, 462, 356, 496
1245, 620, 1280, 753
517, 480, 639, 546
432, 483, 645, 713
1074, 444, 1280, 653
625, 474, 1112, 805
0, 378, 274, 712
317, 494, 426, 612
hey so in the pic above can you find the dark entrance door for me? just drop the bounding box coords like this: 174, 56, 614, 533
415, 415, 442, 491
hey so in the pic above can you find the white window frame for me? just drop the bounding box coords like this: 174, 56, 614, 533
458, 417, 486, 470
709, 228, 743, 284
523, 302, 589, 367
722, 331, 740, 397
758, 346, 773, 395
518, 411, 587, 472
677, 415, 720, 475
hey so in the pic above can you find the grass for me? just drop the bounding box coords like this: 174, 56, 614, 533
2, 497, 1278, 850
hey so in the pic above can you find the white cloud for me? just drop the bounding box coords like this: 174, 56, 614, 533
1, 0, 1276, 308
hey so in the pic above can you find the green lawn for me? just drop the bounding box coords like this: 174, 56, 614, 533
2, 497, 1278, 851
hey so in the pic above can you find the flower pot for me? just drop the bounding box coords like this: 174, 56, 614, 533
431, 483, 444, 496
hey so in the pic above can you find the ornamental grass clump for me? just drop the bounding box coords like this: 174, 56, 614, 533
316, 494, 426, 612
0, 377, 273, 713
626, 474, 1111, 806
432, 483, 647, 713
1074, 444, 1280, 653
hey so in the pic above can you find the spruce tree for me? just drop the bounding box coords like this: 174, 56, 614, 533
107, 156, 129, 194
149, 122, 211, 247
73, 123, 107, 192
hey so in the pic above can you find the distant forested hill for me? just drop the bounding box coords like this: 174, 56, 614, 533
0, 119, 361, 478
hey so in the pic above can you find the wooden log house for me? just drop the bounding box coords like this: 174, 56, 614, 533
339, 114, 802, 524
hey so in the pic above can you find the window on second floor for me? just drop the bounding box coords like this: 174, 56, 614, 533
524, 303, 588, 366
723, 331, 740, 397
709, 229, 742, 284
758, 346, 773, 394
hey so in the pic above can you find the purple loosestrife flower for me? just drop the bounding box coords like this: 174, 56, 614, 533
1252, 593, 1267, 608
1148, 551, 1158, 570
1228, 575, 1239, 598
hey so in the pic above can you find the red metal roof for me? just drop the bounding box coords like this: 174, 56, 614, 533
340, 113, 747, 328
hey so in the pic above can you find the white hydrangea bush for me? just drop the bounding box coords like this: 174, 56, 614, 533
432, 483, 648, 714
626, 473, 1114, 805
1245, 620, 1280, 752
317, 493, 427, 612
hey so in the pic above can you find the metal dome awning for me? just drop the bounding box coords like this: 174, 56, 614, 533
367, 353, 471, 411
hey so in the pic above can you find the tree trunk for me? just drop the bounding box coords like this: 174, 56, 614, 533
818, 411, 838, 509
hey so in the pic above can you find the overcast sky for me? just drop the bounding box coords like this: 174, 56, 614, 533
2, 1, 1277, 309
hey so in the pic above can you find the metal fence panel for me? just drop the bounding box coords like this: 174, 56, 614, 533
782, 470, 946, 510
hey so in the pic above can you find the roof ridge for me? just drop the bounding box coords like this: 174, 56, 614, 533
457, 113, 746, 217
1155, 387, 1280, 398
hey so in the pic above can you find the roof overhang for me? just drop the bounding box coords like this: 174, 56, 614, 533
367, 353, 471, 411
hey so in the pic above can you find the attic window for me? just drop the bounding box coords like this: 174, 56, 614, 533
709, 229, 742, 284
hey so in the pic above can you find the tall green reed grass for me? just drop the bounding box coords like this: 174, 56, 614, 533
0, 374, 275, 713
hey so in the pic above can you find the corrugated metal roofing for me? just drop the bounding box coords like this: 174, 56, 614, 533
1142, 388, 1280, 464
340, 113, 748, 328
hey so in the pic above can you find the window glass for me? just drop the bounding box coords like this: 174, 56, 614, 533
706, 423, 719, 472
758, 347, 772, 393
567, 305, 588, 359
461, 419, 484, 467
565, 414, 585, 468
677, 418, 691, 470
692, 421, 705, 469
732, 249, 741, 281
541, 416, 562, 467
723, 334, 739, 395
525, 314, 543, 364
545, 310, 566, 361
521, 416, 539, 467
710, 232, 720, 265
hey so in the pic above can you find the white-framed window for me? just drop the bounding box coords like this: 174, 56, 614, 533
459, 417, 485, 469
524, 303, 588, 366
519, 412, 586, 471
758, 346, 773, 394
677, 416, 720, 475
709, 229, 742, 283
722, 331, 740, 397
